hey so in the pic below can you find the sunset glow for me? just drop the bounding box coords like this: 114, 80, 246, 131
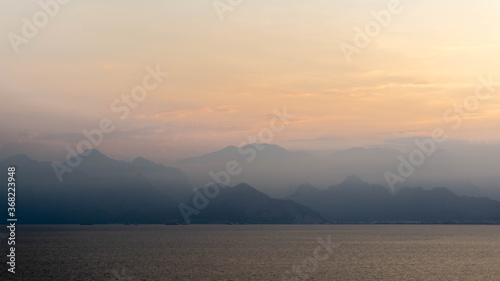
2, 0, 500, 162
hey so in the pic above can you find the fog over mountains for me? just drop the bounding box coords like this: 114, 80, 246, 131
176, 142, 500, 200
2, 142, 500, 224
288, 176, 500, 224
0, 152, 186, 224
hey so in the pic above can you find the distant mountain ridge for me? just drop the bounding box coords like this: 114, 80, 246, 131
176, 143, 318, 197
0, 152, 322, 224
74, 149, 193, 202
288, 176, 500, 224
2, 151, 500, 225
177, 143, 308, 165
183, 183, 325, 224
1, 150, 193, 202
0, 151, 192, 224
175, 143, 487, 199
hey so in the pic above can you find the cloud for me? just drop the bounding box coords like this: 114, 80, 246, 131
34, 132, 86, 143
133, 106, 238, 120
323, 82, 443, 94
288, 137, 338, 142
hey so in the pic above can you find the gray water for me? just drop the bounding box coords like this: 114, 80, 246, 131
1, 225, 499, 280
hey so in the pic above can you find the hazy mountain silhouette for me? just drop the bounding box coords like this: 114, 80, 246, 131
176, 143, 318, 197
185, 183, 325, 224
16, 174, 181, 224
2, 152, 500, 225
176, 143, 489, 199
0, 152, 321, 224
76, 149, 193, 202
288, 176, 500, 223
0, 154, 92, 186
177, 143, 304, 165
0, 153, 188, 224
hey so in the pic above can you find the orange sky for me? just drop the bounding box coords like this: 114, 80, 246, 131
1, 0, 500, 162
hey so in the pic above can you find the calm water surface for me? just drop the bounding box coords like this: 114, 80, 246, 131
1, 225, 499, 280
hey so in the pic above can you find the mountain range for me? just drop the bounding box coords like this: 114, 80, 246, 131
0, 152, 323, 224
175, 143, 494, 199
1, 147, 500, 224
287, 175, 500, 224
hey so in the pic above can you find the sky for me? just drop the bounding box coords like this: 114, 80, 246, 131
1, 0, 500, 163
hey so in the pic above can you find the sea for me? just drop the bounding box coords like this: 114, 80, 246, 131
0, 224, 499, 280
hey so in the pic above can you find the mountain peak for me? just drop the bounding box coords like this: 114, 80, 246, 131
242, 143, 288, 152
230, 183, 269, 199
341, 175, 364, 185
177, 143, 291, 165
233, 182, 256, 191
2, 154, 33, 166
82, 149, 106, 158
297, 183, 319, 192
222, 145, 238, 151
289, 183, 321, 198
76, 149, 119, 166
132, 157, 155, 166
